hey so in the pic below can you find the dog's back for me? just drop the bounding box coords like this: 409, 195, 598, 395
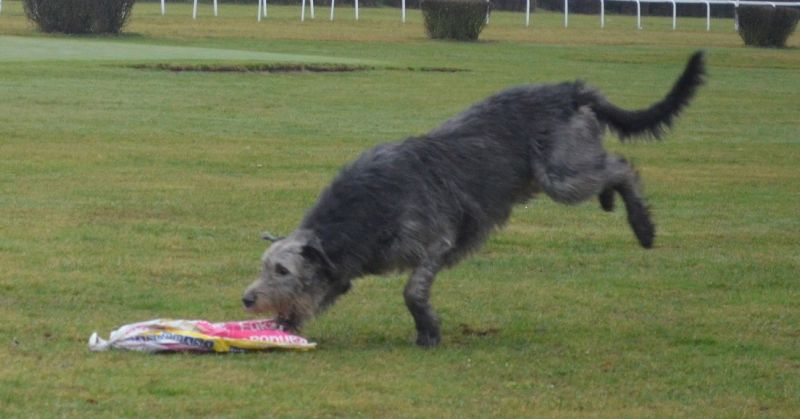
301, 52, 705, 276
300, 132, 537, 278
434, 51, 705, 145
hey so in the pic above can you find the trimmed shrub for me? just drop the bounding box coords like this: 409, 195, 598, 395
738, 5, 799, 47
420, 0, 489, 41
23, 0, 136, 35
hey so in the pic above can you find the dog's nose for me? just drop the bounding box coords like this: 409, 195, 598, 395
242, 296, 256, 308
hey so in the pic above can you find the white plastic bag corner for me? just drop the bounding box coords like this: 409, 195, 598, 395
88, 332, 111, 352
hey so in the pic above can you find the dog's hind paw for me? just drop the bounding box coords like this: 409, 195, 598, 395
415, 331, 441, 348
630, 207, 655, 248
599, 188, 615, 212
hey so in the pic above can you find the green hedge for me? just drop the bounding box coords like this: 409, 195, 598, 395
420, 0, 489, 41
23, 0, 136, 34
738, 5, 799, 47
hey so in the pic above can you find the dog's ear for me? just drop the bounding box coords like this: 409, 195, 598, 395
300, 237, 335, 276
261, 231, 285, 243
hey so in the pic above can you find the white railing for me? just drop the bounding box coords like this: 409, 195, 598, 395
86, 0, 799, 27
300, 0, 314, 21
158, 0, 220, 19
405, 0, 800, 28
326, 0, 360, 21
192, 0, 219, 19
570, 0, 800, 30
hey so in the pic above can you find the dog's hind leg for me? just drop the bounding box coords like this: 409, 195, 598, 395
601, 155, 655, 248
404, 261, 442, 347
538, 154, 655, 248
531, 108, 655, 247
532, 106, 612, 207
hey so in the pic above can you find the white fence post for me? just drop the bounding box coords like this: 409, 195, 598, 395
671, 0, 676, 29
635, 0, 641, 29
600, 0, 605, 27
160, 0, 165, 15
564, 0, 569, 27
258, 0, 267, 20
330, 0, 335, 20
705, 1, 710, 30
402, 0, 406, 22
301, 0, 315, 20
355, 0, 359, 20
192, 0, 219, 18
526, 0, 531, 26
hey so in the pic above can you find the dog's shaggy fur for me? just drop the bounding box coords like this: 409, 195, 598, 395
242, 51, 706, 347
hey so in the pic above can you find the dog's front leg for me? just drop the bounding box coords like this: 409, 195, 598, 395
404, 262, 441, 348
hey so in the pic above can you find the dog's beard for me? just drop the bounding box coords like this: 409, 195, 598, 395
250, 290, 315, 332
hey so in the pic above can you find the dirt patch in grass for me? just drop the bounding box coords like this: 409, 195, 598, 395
129, 63, 373, 73
128, 63, 469, 74
406, 66, 469, 73
459, 323, 500, 337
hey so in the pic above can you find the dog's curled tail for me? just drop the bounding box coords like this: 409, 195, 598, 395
585, 51, 706, 140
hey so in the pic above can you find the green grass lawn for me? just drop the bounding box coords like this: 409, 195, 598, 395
1, 1, 798, 416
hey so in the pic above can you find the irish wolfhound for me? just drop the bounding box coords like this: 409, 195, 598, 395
242, 52, 705, 347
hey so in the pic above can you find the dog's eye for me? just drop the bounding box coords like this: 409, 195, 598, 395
275, 264, 290, 276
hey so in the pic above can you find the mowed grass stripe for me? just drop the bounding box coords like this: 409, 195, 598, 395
0, 35, 369, 64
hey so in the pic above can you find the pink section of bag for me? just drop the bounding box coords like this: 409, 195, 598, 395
195, 319, 296, 341
88, 318, 316, 353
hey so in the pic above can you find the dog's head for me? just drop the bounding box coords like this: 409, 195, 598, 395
241, 229, 349, 331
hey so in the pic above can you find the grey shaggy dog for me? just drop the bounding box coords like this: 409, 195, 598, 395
242, 51, 706, 347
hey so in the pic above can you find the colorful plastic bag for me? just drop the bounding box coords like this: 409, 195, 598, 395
89, 318, 315, 353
